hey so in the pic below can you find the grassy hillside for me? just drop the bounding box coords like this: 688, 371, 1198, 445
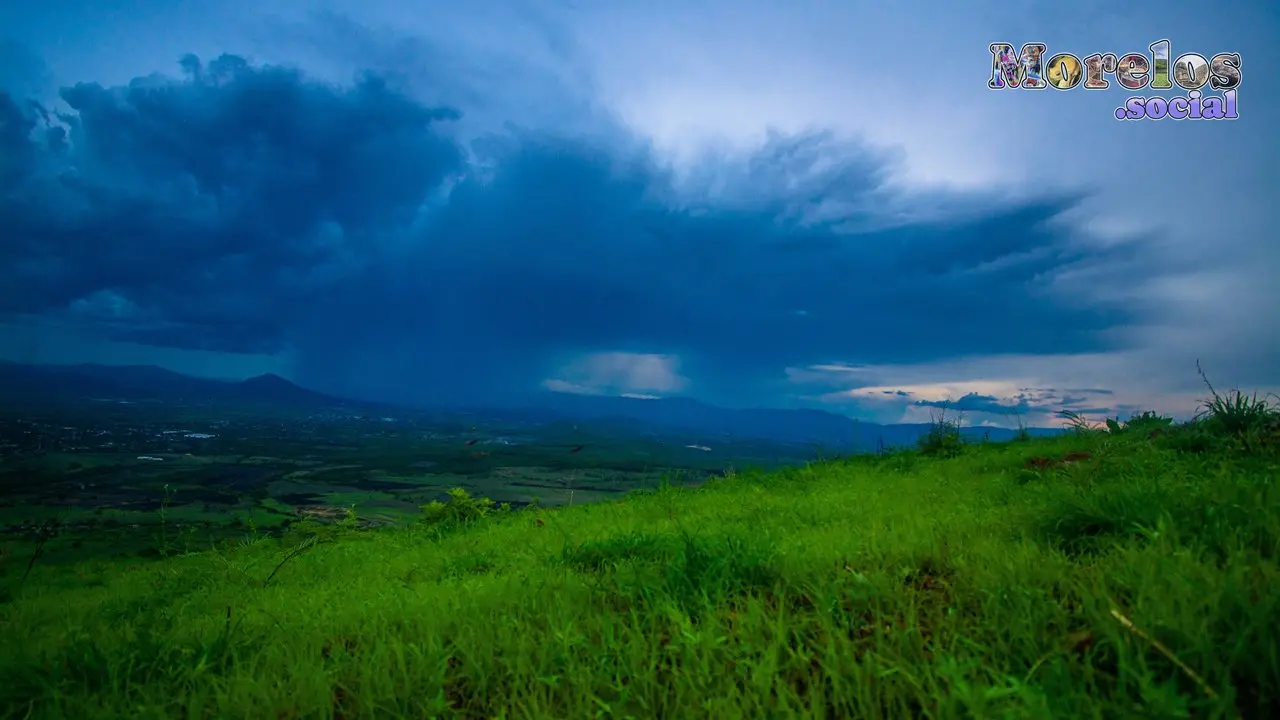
1, 396, 1278, 718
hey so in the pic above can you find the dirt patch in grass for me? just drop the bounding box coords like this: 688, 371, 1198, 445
1024, 451, 1093, 471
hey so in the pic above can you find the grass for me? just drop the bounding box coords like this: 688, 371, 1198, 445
0, 393, 1278, 718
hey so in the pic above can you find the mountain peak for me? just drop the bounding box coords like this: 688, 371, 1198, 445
241, 373, 293, 387
236, 373, 338, 405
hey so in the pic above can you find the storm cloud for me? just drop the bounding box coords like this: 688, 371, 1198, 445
0, 46, 1193, 408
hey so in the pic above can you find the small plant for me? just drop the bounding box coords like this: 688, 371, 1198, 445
419, 487, 495, 529
918, 407, 964, 458
16, 519, 60, 594
261, 535, 319, 588
565, 470, 578, 507
1195, 360, 1279, 452
1075, 409, 1175, 439
156, 484, 176, 561
1123, 411, 1174, 432
1058, 409, 1100, 435
1099, 410, 1176, 437
1012, 413, 1032, 442
338, 505, 359, 530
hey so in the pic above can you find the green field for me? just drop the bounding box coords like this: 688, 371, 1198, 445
0, 404, 807, 566
1, 392, 1277, 718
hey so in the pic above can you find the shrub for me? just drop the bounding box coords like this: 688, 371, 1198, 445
419, 487, 496, 528
918, 410, 964, 458
1058, 409, 1101, 435
1122, 410, 1175, 433
1012, 413, 1032, 442
1195, 361, 1280, 453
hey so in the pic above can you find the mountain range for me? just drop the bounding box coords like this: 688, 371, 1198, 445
0, 361, 343, 409
0, 361, 1060, 449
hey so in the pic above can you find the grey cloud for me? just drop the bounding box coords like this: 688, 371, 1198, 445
0, 46, 1171, 406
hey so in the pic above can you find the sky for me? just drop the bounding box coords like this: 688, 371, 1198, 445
1, 0, 1277, 427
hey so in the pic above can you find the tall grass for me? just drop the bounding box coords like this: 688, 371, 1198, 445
0, 392, 1277, 718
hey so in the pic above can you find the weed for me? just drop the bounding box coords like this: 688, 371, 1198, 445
14, 519, 59, 595
1121, 411, 1175, 434
1011, 412, 1033, 442
1194, 361, 1280, 453
418, 487, 497, 537
261, 534, 319, 588
918, 407, 965, 458
1058, 409, 1101, 435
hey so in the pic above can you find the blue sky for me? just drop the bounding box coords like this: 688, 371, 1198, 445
1, 0, 1276, 426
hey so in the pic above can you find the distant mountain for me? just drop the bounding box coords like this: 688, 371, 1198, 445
0, 362, 1062, 449
0, 362, 346, 409
235, 373, 334, 405
472, 391, 1061, 450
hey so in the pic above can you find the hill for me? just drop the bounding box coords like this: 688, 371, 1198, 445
2, 401, 1276, 717
0, 362, 348, 409
235, 373, 336, 405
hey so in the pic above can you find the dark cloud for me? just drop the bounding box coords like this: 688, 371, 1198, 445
0, 49, 1155, 406
914, 393, 1031, 416
1016, 386, 1119, 414
1064, 407, 1113, 416
908, 388, 1131, 420
0, 39, 50, 99
2, 54, 462, 352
